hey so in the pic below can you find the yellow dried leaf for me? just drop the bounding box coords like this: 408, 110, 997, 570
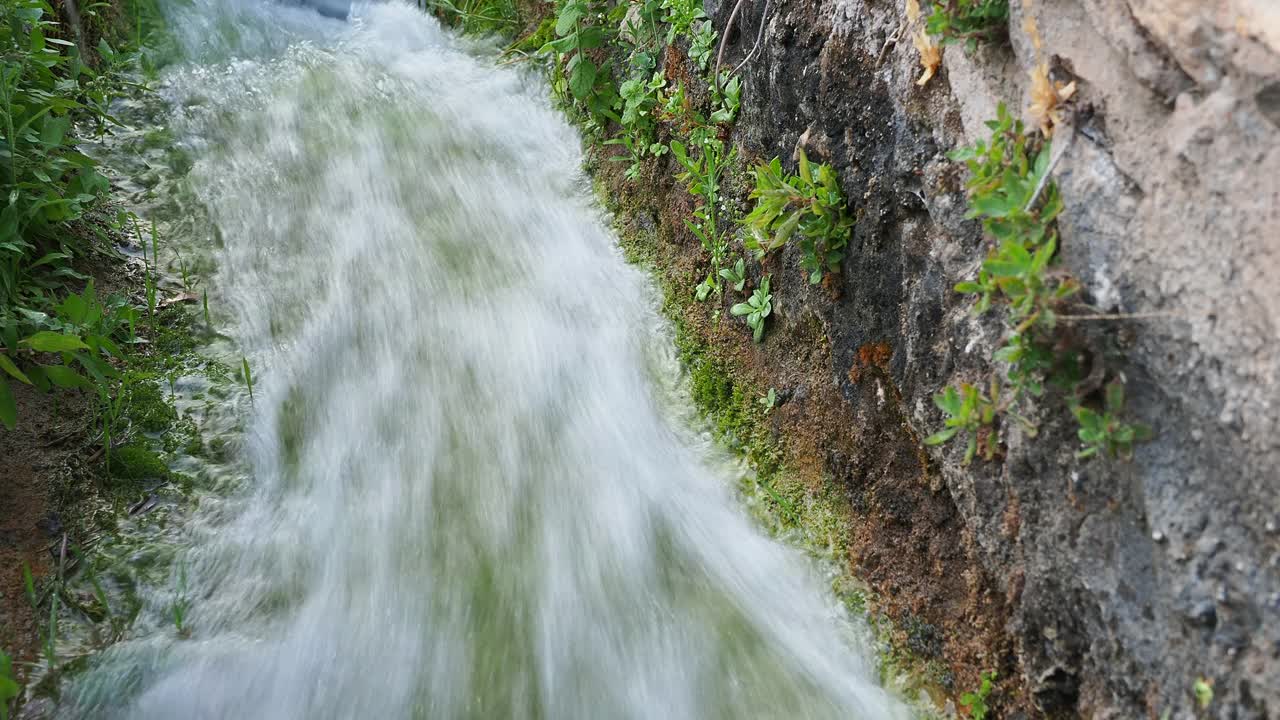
1028, 62, 1076, 136
914, 30, 941, 87
906, 0, 921, 24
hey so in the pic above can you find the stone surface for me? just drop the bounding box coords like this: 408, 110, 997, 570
702, 0, 1279, 716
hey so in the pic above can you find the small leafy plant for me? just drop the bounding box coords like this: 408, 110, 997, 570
757, 387, 776, 413
925, 382, 1000, 464
960, 670, 997, 719
924, 0, 1009, 49
741, 150, 854, 284
1072, 381, 1152, 460
539, 0, 618, 121
718, 257, 746, 292
671, 137, 735, 300
730, 275, 772, 342
1, 648, 18, 720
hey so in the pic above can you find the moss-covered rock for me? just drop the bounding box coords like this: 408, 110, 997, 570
110, 443, 169, 481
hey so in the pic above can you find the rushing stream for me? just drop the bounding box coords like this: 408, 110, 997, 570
59, 1, 906, 717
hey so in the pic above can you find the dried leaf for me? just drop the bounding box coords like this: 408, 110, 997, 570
1028, 62, 1075, 136
905, 0, 921, 24
914, 30, 941, 87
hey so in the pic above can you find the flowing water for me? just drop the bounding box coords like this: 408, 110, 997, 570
59, 1, 906, 717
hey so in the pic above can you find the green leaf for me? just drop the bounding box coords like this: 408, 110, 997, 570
21, 331, 90, 353
554, 4, 585, 35
730, 302, 752, 317
43, 364, 93, 390
568, 59, 597, 101
1105, 380, 1125, 414
0, 354, 31, 385
924, 426, 960, 445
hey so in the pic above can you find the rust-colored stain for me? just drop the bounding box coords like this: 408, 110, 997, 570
847, 341, 892, 383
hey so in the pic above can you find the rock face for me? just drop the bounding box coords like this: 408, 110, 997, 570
694, 0, 1279, 716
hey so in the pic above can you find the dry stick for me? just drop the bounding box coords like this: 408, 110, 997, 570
1025, 119, 1075, 212
730, 0, 771, 78
712, 0, 748, 92
713, 0, 771, 91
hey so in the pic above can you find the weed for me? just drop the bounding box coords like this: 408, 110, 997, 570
741, 149, 854, 284
0, 649, 17, 720
933, 103, 1148, 464
924, 0, 1008, 49
416, 0, 518, 35
718, 257, 746, 292
925, 382, 999, 464
960, 670, 996, 719
1072, 381, 1152, 460
757, 387, 776, 413
659, 0, 706, 45
688, 20, 716, 71
671, 137, 735, 300
730, 275, 772, 342
539, 0, 619, 123
241, 356, 254, 401
1192, 677, 1213, 710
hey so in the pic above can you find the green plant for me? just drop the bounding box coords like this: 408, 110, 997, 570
741, 150, 854, 284
924, 0, 1008, 49
1, 648, 18, 720
241, 356, 254, 401
757, 387, 776, 413
933, 102, 1151, 464
671, 137, 735, 300
1072, 381, 1152, 460
718, 257, 746, 292
606, 69, 668, 180
0, 1, 149, 431
688, 20, 716, 71
539, 0, 619, 122
960, 670, 997, 719
708, 73, 741, 125
925, 382, 1000, 465
416, 0, 518, 35
730, 275, 772, 342
660, 0, 706, 44
1192, 677, 1213, 710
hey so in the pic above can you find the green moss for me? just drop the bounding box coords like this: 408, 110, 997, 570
123, 375, 177, 434
111, 443, 169, 481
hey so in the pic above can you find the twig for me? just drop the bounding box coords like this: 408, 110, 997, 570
714, 0, 771, 91
713, 0, 748, 91
1024, 120, 1075, 212
876, 23, 905, 67
730, 0, 771, 78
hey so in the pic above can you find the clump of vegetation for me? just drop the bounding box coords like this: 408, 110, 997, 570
730, 275, 772, 342
1, 649, 18, 720
960, 670, 997, 719
932, 103, 1150, 462
741, 150, 854, 284
925, 382, 999, 465
924, 0, 1009, 49
538, 0, 619, 125
1073, 380, 1151, 460
416, 0, 519, 35
671, 137, 735, 300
